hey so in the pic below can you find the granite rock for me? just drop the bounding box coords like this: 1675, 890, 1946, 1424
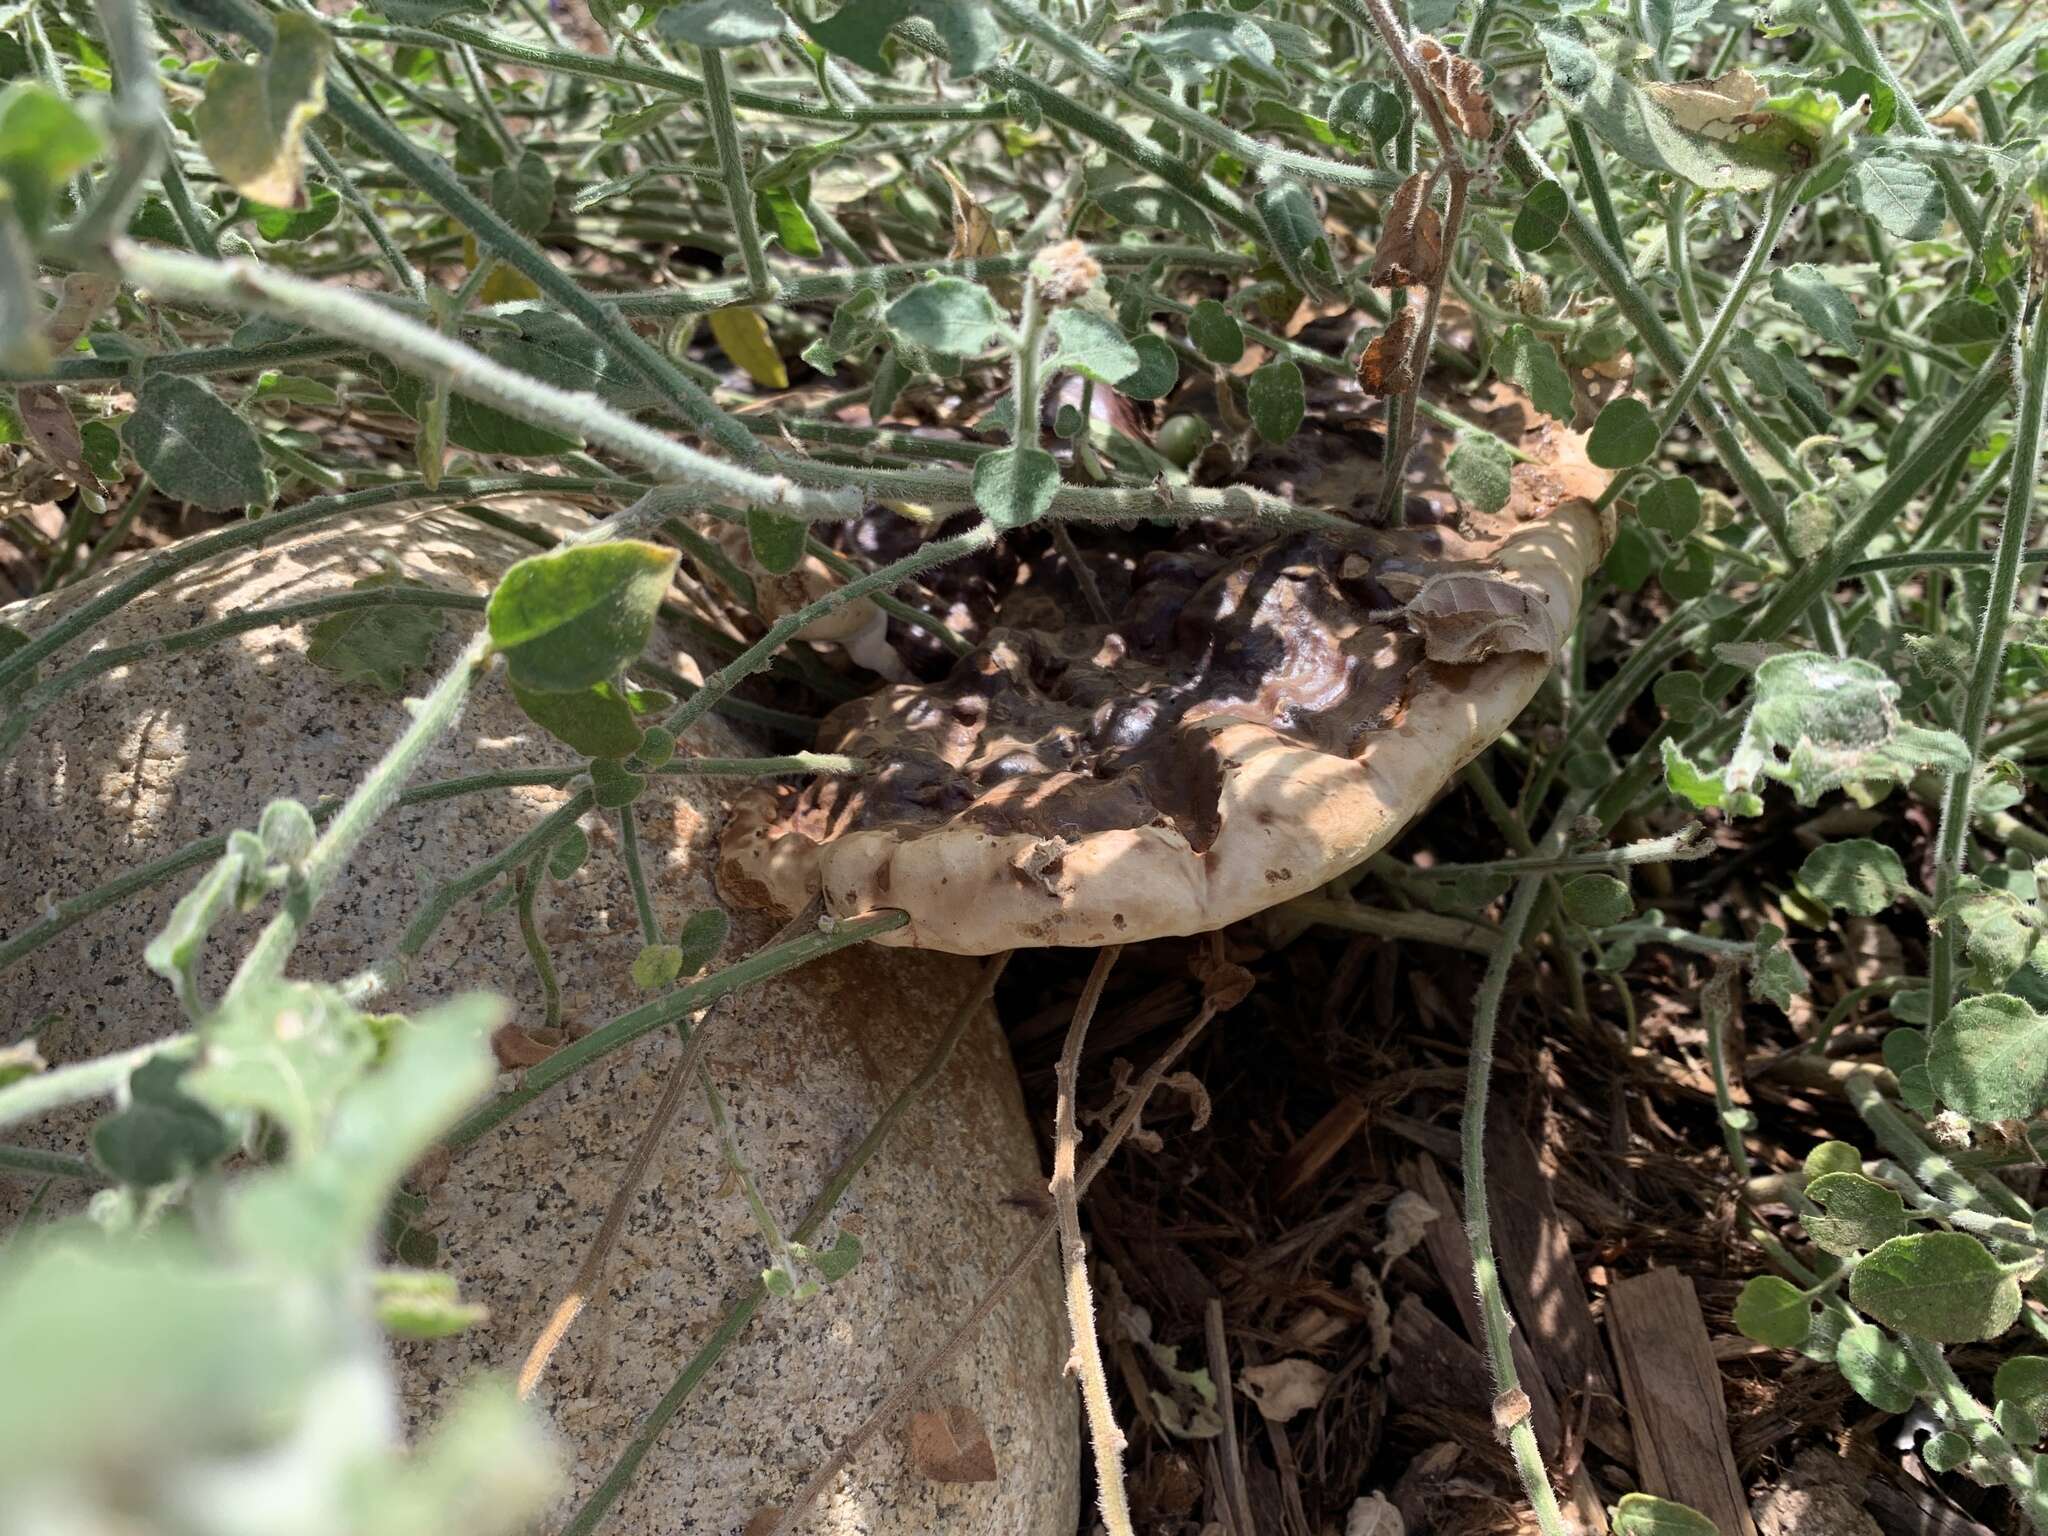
0, 504, 1077, 1536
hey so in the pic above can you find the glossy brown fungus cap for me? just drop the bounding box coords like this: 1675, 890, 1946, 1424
717, 413, 1609, 954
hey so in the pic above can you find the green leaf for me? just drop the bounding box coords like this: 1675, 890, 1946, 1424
746, 506, 808, 575
673, 907, 730, 977
1447, 434, 1514, 515
1922, 1431, 1972, 1472
1819, 65, 1896, 133
384, 366, 581, 458
0, 83, 103, 236
548, 827, 590, 881
1938, 881, 2045, 991
1247, 359, 1305, 444
1927, 297, 2005, 347
1653, 671, 1708, 722
1798, 840, 1913, 915
885, 276, 1003, 355
1660, 738, 1763, 816
1587, 397, 1658, 468
632, 942, 685, 990
1562, 874, 1632, 927
972, 445, 1060, 530
1847, 152, 1944, 241
1511, 181, 1568, 253
1928, 994, 2048, 1124
92, 1056, 235, 1187
187, 981, 376, 1150
192, 12, 332, 208
1850, 1232, 2021, 1344
1804, 1171, 1908, 1256
1750, 921, 1808, 1010
1721, 653, 1971, 807
1187, 298, 1245, 365
1121, 334, 1180, 401
1660, 541, 1715, 601
305, 573, 446, 695
1995, 1357, 2048, 1439
1804, 1141, 1862, 1178
1493, 324, 1575, 423
1254, 180, 1337, 296
1637, 476, 1700, 537
1327, 81, 1405, 150
1884, 1025, 1937, 1115
122, 375, 268, 512
510, 678, 646, 759
248, 181, 340, 242
1835, 1321, 1926, 1411
810, 0, 998, 78
1539, 26, 1811, 193
1093, 183, 1215, 239
757, 184, 822, 257
489, 150, 556, 236
1769, 264, 1862, 356
810, 1230, 863, 1282
1733, 1275, 1811, 1349
371, 1267, 489, 1338
589, 757, 647, 809
1050, 309, 1141, 386
656, 0, 785, 47
1605, 521, 1655, 593
1611, 1494, 1720, 1536
1641, 0, 1716, 53
486, 540, 679, 693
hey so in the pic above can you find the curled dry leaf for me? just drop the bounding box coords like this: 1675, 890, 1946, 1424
13, 385, 93, 485
1369, 173, 1444, 288
1383, 571, 1565, 666
1416, 37, 1493, 139
1377, 1189, 1440, 1266
1239, 1357, 1332, 1422
1642, 69, 1770, 138
46, 271, 118, 349
1352, 1260, 1393, 1370
1356, 305, 1421, 396
1347, 1491, 1407, 1536
906, 1404, 998, 1483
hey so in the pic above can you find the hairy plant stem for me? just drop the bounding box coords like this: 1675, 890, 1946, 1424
1928, 290, 2044, 1024
513, 858, 562, 1032
1053, 947, 1136, 1536
117, 246, 851, 518
697, 47, 776, 302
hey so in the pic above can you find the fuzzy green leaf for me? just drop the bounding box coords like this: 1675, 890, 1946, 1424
305, 574, 446, 695
1804, 1171, 1908, 1256
746, 507, 808, 575
249, 182, 340, 242
1637, 476, 1700, 537
1928, 994, 2048, 1124
1561, 874, 1632, 927
1850, 1232, 2021, 1344
810, 0, 997, 78
1093, 183, 1215, 239
589, 757, 647, 809
510, 679, 646, 759
489, 150, 556, 235
1188, 298, 1245, 365
885, 276, 1003, 355
1050, 309, 1141, 386
1611, 1494, 1719, 1536
1847, 152, 1944, 241
0, 83, 104, 236
370, 1268, 489, 1339
1248, 359, 1305, 444
486, 541, 678, 693
1798, 840, 1914, 916
1994, 1356, 2048, 1440
1587, 397, 1659, 468
657, 0, 785, 47
1835, 1321, 1926, 1411
1447, 434, 1514, 515
1804, 1141, 1862, 1178
1769, 264, 1862, 356
1721, 654, 1970, 807
1511, 181, 1569, 253
1733, 1275, 1811, 1349
1492, 324, 1575, 423
973, 445, 1060, 530
1121, 334, 1181, 401
122, 375, 267, 512
187, 981, 376, 1151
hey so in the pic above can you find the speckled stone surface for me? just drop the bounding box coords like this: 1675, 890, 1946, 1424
0, 505, 1077, 1536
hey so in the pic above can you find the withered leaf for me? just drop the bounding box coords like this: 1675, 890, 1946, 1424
1642, 69, 1768, 137
14, 385, 93, 484
1416, 36, 1493, 139
46, 271, 117, 350
1356, 305, 1421, 395
1369, 172, 1443, 288
1399, 573, 1562, 666
907, 1404, 998, 1483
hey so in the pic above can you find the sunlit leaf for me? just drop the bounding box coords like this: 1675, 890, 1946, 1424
486, 541, 678, 693
192, 13, 332, 208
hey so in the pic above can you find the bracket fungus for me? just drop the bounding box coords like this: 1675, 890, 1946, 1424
718, 408, 1609, 954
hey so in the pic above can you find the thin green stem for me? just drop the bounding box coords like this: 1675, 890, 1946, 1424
698, 47, 776, 303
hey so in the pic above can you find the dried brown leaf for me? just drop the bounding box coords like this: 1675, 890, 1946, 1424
907, 1404, 998, 1483
1356, 305, 1421, 395
46, 272, 117, 350
1369, 172, 1443, 288
13, 385, 92, 484
1239, 1358, 1332, 1422
1394, 573, 1563, 666
1416, 36, 1493, 139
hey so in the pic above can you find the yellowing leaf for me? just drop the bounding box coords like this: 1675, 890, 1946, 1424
460, 237, 541, 303
192, 13, 332, 208
708, 307, 789, 389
